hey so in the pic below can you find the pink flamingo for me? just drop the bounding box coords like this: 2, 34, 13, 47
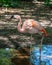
13, 15, 48, 61
13, 15, 48, 37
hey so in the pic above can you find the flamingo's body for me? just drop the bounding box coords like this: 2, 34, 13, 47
14, 15, 48, 36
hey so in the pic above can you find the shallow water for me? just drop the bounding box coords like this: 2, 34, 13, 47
30, 45, 52, 65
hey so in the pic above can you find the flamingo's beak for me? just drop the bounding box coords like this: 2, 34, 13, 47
10, 15, 14, 19
10, 15, 18, 19
10, 15, 19, 19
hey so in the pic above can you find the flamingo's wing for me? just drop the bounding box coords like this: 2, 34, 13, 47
21, 19, 32, 30
21, 19, 39, 34
31, 20, 43, 30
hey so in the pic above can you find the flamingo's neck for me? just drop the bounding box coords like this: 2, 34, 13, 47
19, 17, 22, 23
17, 17, 22, 28
17, 17, 25, 33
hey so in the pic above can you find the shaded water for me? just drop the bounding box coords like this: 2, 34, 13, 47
30, 45, 52, 65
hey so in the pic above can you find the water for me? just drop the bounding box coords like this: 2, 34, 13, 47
30, 45, 52, 65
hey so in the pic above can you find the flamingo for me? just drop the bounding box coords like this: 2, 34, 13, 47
13, 15, 48, 37
12, 15, 48, 63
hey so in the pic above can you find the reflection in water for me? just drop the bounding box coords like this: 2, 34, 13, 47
30, 45, 52, 65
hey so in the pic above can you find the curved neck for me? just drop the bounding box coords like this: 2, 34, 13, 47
17, 17, 25, 33
19, 16, 22, 23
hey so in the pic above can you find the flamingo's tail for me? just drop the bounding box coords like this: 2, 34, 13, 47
40, 28, 48, 36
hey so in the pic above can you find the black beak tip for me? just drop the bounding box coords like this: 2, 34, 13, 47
10, 15, 14, 19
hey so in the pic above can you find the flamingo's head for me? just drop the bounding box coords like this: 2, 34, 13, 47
14, 15, 21, 19
10, 15, 21, 20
